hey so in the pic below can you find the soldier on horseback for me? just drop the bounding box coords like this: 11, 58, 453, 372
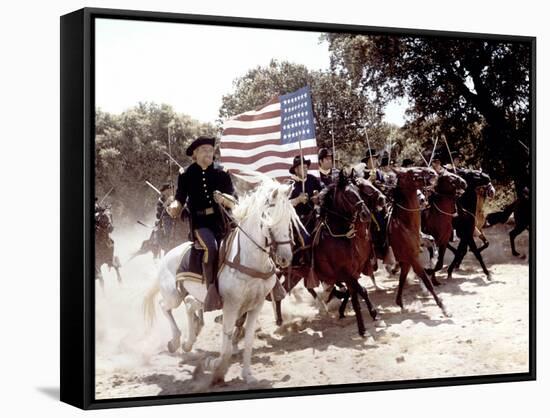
155, 182, 176, 247
167, 136, 236, 311
318, 148, 339, 187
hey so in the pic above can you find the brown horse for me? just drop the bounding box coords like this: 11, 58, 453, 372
312, 171, 383, 336
422, 171, 467, 283
389, 167, 450, 316
447, 169, 494, 280
95, 206, 122, 289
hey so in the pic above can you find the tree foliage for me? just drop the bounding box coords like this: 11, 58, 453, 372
219, 59, 385, 165
325, 34, 531, 182
95, 103, 216, 220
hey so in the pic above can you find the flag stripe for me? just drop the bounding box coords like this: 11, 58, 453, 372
221, 138, 317, 156
223, 116, 281, 130
222, 125, 281, 136
220, 87, 317, 180
233, 109, 281, 122
222, 147, 319, 164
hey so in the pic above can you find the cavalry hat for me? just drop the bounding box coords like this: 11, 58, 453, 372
318, 147, 333, 161
380, 156, 390, 167
361, 150, 380, 164
186, 136, 216, 156
401, 158, 414, 167
289, 155, 311, 174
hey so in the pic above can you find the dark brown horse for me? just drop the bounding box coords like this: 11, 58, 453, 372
447, 169, 494, 280
388, 167, 450, 316
422, 171, 467, 283
95, 206, 122, 288
312, 171, 383, 336
485, 186, 530, 257
273, 171, 383, 335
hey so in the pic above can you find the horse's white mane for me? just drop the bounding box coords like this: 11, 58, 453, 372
232, 176, 304, 233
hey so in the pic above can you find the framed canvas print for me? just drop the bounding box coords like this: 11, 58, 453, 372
60, 7, 536, 410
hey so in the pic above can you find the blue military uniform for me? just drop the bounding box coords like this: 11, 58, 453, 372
174, 137, 234, 311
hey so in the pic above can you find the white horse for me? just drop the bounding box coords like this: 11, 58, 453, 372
143, 178, 300, 384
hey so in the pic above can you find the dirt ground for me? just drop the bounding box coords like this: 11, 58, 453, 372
94, 222, 530, 400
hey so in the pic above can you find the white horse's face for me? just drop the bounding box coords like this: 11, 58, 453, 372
264, 185, 294, 268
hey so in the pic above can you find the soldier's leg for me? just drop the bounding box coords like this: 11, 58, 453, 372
195, 228, 222, 311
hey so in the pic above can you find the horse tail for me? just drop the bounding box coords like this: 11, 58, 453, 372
486, 200, 517, 226
143, 279, 160, 328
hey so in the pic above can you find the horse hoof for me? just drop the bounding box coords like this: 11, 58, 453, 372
167, 338, 180, 353
374, 319, 386, 328
512, 251, 521, 257
442, 306, 452, 318
276, 319, 283, 327
244, 374, 258, 385
182, 341, 193, 353
486, 272, 492, 281
431, 278, 441, 286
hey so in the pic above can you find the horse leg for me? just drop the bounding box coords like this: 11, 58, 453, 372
426, 244, 446, 286
95, 265, 105, 293
112, 256, 122, 283
232, 313, 247, 354
395, 262, 411, 312
161, 300, 182, 354
447, 239, 468, 280
411, 259, 450, 317
182, 295, 201, 352
477, 232, 489, 253
510, 226, 523, 257
241, 305, 263, 384
466, 237, 491, 280
348, 281, 366, 337
274, 271, 300, 326
209, 305, 239, 385
354, 282, 385, 327
326, 285, 350, 319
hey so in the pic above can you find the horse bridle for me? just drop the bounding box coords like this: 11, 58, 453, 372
323, 185, 370, 238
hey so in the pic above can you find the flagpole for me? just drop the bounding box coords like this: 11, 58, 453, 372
298, 138, 305, 194
167, 125, 174, 190
331, 109, 336, 169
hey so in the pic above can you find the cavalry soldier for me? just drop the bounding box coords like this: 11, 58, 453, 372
289, 155, 322, 233
361, 150, 385, 185
430, 150, 447, 175
156, 182, 176, 247
167, 136, 235, 311
318, 147, 339, 187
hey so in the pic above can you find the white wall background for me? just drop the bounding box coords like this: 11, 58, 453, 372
0, 0, 546, 416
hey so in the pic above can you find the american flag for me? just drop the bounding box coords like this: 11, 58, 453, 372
220, 86, 318, 180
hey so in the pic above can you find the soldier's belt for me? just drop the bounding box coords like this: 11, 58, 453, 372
196, 207, 215, 216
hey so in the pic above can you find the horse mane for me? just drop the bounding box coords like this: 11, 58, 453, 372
232, 178, 304, 232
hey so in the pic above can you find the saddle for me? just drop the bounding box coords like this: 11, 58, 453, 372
175, 242, 205, 283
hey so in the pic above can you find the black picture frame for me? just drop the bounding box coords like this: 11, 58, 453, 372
60, 7, 536, 410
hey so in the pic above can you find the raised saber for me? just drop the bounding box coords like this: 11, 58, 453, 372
98, 187, 114, 206
145, 180, 162, 196
162, 150, 184, 170
442, 135, 456, 173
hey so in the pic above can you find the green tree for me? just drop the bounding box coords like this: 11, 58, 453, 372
218, 59, 384, 165
325, 34, 531, 182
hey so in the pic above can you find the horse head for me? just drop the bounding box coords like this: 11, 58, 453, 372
354, 176, 386, 212
95, 206, 114, 233
457, 168, 493, 197
394, 166, 438, 193
262, 183, 295, 268
322, 170, 370, 225
436, 171, 468, 198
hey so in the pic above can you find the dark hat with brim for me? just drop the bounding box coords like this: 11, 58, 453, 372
318, 147, 333, 161
380, 157, 389, 167
401, 158, 414, 167
361, 151, 380, 164
159, 182, 172, 192
289, 155, 311, 174
186, 136, 216, 156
